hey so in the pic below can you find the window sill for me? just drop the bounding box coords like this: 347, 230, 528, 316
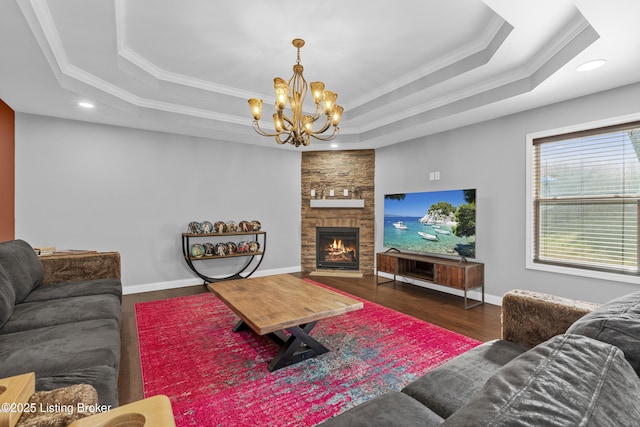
525, 260, 640, 285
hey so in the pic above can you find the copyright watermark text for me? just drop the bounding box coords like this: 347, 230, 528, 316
1, 402, 112, 416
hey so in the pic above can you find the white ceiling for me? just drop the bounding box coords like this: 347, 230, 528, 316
1, 0, 639, 151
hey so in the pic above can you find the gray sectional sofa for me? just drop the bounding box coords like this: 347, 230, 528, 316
0, 239, 122, 408
320, 288, 640, 426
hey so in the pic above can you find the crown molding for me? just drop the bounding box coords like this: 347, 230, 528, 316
114, 0, 260, 101
19, 0, 251, 127
346, 13, 510, 111
523, 9, 594, 75
352, 11, 597, 135
15, 0, 601, 147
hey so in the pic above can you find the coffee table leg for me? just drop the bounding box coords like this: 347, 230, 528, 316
232, 319, 249, 332
267, 321, 329, 371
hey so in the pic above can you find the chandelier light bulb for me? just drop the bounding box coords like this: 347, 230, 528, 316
310, 82, 325, 104
248, 98, 262, 120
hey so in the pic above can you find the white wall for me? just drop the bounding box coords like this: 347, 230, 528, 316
14, 83, 640, 302
376, 82, 640, 304
15, 114, 302, 292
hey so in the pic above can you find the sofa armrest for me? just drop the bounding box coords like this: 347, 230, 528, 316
39, 252, 121, 285
501, 289, 601, 348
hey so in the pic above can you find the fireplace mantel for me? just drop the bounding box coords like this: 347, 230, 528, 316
310, 199, 365, 208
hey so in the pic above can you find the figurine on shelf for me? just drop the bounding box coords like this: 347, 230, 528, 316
201, 221, 214, 233
239, 221, 252, 232
214, 243, 229, 256
188, 221, 203, 234
190, 244, 205, 258
214, 221, 228, 233
204, 243, 215, 256
226, 242, 237, 254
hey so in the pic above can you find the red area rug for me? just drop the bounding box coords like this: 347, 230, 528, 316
135, 279, 480, 426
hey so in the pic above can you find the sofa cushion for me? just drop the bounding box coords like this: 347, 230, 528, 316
0, 294, 121, 334
401, 339, 528, 418
23, 278, 122, 303
0, 239, 43, 303
0, 264, 15, 328
318, 392, 444, 427
443, 334, 640, 426
566, 290, 640, 375
0, 318, 120, 379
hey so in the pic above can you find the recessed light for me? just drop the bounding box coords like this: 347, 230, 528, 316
330, 143, 338, 148
78, 101, 95, 109
576, 59, 606, 72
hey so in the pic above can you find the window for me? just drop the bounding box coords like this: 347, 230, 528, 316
527, 116, 640, 283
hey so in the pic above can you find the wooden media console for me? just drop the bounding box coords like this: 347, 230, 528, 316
376, 251, 484, 309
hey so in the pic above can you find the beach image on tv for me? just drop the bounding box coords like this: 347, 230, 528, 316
383, 189, 476, 258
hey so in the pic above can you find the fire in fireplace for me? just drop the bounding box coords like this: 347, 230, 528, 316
316, 227, 359, 270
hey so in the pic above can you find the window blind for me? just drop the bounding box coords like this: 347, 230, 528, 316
532, 122, 640, 274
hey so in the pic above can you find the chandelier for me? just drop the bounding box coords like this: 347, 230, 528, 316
248, 39, 343, 147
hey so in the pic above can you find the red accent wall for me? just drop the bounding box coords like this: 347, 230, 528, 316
0, 99, 15, 242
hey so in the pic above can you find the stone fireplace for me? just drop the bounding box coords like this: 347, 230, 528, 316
301, 150, 375, 274
316, 227, 359, 271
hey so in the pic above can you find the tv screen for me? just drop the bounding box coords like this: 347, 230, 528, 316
383, 189, 476, 258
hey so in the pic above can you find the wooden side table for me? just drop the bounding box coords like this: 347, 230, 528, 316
0, 372, 175, 427
0, 372, 35, 427
68, 395, 175, 427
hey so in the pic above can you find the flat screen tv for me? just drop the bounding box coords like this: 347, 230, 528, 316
383, 189, 476, 259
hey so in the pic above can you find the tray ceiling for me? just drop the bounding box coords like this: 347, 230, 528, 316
1, 0, 639, 150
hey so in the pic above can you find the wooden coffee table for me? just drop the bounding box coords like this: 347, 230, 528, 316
208, 274, 363, 371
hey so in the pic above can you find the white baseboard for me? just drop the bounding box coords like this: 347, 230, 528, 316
122, 266, 302, 295
376, 272, 502, 306
123, 268, 502, 306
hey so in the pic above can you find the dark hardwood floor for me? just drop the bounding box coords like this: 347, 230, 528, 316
118, 273, 501, 405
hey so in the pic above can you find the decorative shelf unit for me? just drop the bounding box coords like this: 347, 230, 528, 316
310, 199, 365, 208
376, 251, 484, 309
182, 231, 266, 284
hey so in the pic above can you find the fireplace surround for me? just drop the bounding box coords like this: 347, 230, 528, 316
301, 150, 375, 274
316, 227, 359, 270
